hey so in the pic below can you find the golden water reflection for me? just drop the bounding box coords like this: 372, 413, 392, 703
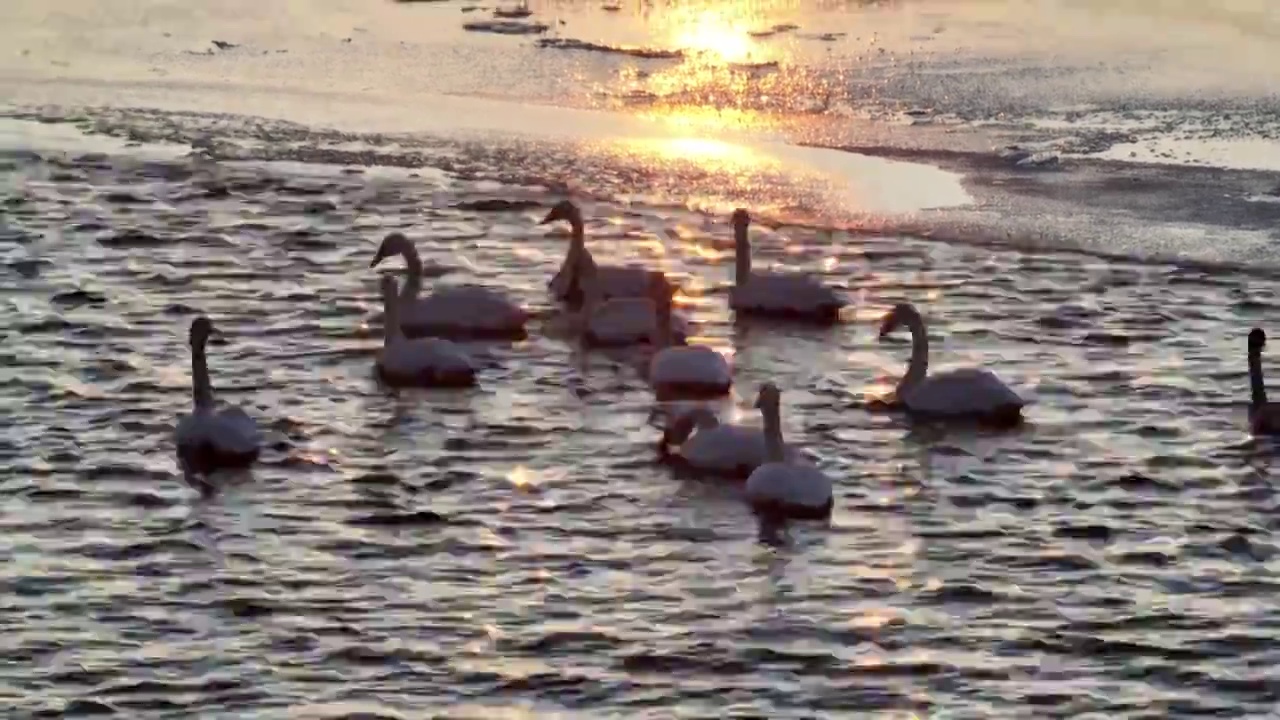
585, 1, 847, 131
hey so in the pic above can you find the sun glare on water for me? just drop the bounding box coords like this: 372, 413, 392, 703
669, 8, 757, 63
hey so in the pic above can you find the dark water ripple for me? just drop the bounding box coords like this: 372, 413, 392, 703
2, 136, 1280, 719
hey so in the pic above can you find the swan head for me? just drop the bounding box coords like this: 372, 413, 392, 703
1250, 328, 1267, 352
371, 232, 411, 268
754, 381, 781, 410
188, 315, 218, 350
731, 208, 750, 231
877, 303, 917, 339
541, 200, 582, 226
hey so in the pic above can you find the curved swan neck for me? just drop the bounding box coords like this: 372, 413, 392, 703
396, 242, 424, 301
1249, 345, 1268, 407
897, 306, 930, 397
191, 342, 215, 410
762, 400, 785, 463
734, 222, 751, 286
555, 216, 589, 304
382, 280, 405, 347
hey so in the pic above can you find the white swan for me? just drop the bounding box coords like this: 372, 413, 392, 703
568, 249, 690, 348
175, 316, 262, 471
878, 302, 1025, 426
376, 274, 478, 388
1248, 328, 1280, 435
371, 232, 528, 340
659, 405, 806, 478
646, 285, 731, 400
728, 209, 848, 323
542, 200, 676, 305
744, 383, 833, 520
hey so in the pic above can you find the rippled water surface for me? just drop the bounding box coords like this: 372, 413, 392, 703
4, 134, 1280, 719
5, 0, 1280, 717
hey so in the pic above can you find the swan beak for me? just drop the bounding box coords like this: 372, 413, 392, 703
207, 328, 228, 346
370, 249, 386, 268
539, 208, 558, 225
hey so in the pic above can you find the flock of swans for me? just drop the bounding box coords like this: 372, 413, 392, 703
175, 201, 1280, 519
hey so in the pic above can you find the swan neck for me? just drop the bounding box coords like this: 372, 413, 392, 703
382, 284, 405, 348
762, 401, 785, 463
191, 344, 215, 410
898, 308, 930, 397
654, 297, 672, 347
1249, 346, 1268, 407
398, 243, 424, 301
560, 222, 588, 299
734, 223, 751, 286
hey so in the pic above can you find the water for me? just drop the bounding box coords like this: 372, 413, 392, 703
3, 1, 1280, 717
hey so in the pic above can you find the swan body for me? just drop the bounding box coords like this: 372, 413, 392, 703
1248, 328, 1280, 435
375, 274, 478, 387
743, 384, 833, 520
372, 232, 528, 340
643, 283, 731, 399
542, 200, 676, 305
174, 316, 262, 472
878, 302, 1024, 426
649, 345, 732, 400
659, 406, 805, 478
728, 209, 847, 323
560, 238, 691, 348
582, 295, 689, 348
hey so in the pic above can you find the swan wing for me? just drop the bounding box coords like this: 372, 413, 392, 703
209, 406, 263, 454
596, 266, 666, 299
905, 368, 1024, 415
175, 411, 206, 449
587, 297, 656, 343
730, 273, 845, 313
650, 345, 731, 386
745, 461, 833, 508
683, 424, 768, 472
384, 337, 475, 376
403, 286, 527, 331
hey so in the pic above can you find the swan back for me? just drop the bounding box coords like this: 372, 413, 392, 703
905, 368, 1024, 415
730, 273, 845, 314
745, 461, 833, 509
649, 345, 731, 387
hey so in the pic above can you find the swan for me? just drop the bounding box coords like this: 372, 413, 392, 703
1247, 328, 1280, 435
646, 284, 731, 400
728, 209, 848, 323
877, 302, 1025, 426
744, 383, 833, 520
568, 249, 690, 348
371, 232, 528, 340
375, 274, 478, 388
542, 200, 676, 305
174, 316, 262, 471
659, 405, 806, 478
